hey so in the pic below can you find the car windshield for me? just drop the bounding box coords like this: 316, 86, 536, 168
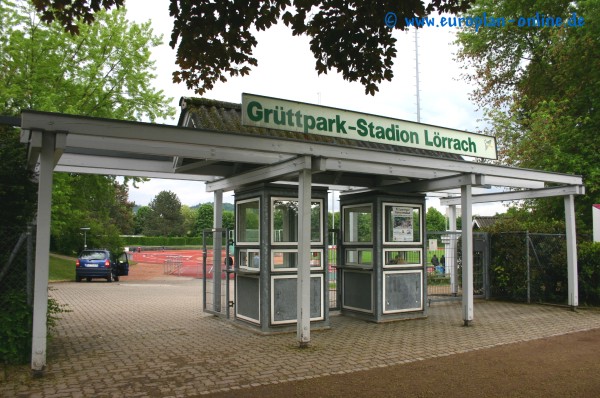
80, 251, 108, 260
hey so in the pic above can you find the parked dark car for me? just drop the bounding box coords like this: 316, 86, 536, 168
75, 249, 129, 282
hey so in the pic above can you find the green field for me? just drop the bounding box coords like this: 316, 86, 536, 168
49, 254, 76, 282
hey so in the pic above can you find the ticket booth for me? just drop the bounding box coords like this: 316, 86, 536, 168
339, 191, 427, 322
233, 183, 329, 333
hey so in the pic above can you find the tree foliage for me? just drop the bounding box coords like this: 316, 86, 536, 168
145, 190, 185, 236
455, 0, 600, 231
30, 0, 474, 95
30, 0, 123, 34
1, 1, 174, 121
426, 207, 446, 232
0, 1, 174, 253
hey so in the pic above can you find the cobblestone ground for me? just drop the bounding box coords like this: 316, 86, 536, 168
3, 267, 600, 397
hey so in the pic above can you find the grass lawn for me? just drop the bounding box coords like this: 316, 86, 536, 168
49, 254, 75, 282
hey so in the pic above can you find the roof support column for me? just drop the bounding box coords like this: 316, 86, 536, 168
564, 194, 578, 308
31, 132, 55, 374
461, 185, 474, 326
448, 205, 459, 296
213, 190, 223, 312
297, 166, 312, 347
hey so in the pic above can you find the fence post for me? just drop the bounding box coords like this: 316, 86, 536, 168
27, 224, 34, 306
526, 231, 530, 304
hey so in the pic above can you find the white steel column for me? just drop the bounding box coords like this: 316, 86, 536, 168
461, 185, 474, 326
565, 195, 579, 308
297, 167, 312, 347
213, 190, 223, 312
448, 205, 458, 295
31, 132, 55, 373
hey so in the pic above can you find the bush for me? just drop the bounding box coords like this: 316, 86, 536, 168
578, 242, 600, 306
0, 291, 32, 364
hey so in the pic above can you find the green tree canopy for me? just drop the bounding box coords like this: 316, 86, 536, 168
31, 0, 474, 95
426, 207, 446, 232
456, 0, 599, 231
194, 203, 214, 236
0, 1, 175, 253
145, 191, 185, 236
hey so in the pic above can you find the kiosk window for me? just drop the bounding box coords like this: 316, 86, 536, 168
345, 248, 373, 267
271, 249, 323, 271
237, 199, 260, 243
383, 204, 422, 244
343, 204, 372, 243
271, 198, 322, 244
384, 249, 422, 267
239, 250, 260, 270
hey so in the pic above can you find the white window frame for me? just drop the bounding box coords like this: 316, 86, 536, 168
236, 198, 260, 246
382, 270, 424, 314
270, 249, 324, 272
382, 202, 423, 245
270, 274, 324, 325
270, 197, 323, 246
342, 203, 373, 245
238, 249, 261, 272
383, 248, 422, 268
344, 248, 373, 269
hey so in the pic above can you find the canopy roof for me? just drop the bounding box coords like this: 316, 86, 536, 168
20, 104, 583, 202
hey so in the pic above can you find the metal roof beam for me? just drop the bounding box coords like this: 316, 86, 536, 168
440, 185, 585, 205
378, 174, 485, 193
206, 156, 312, 192
54, 165, 212, 181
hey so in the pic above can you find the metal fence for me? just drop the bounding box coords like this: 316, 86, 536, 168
0, 225, 35, 300
489, 232, 573, 305
425, 231, 489, 303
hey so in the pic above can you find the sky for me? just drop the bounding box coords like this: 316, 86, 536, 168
123, 0, 507, 216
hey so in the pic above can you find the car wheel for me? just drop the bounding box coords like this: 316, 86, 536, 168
86, 277, 92, 282
107, 273, 113, 283
76, 276, 81, 282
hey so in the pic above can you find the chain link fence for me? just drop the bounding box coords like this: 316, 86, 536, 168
488, 232, 591, 305
0, 224, 36, 364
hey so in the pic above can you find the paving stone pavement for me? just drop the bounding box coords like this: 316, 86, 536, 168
3, 278, 600, 397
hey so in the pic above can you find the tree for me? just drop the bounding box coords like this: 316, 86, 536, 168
32, 0, 474, 96
1, 1, 174, 120
145, 191, 185, 236
134, 206, 151, 235
194, 203, 214, 236
0, 1, 175, 253
181, 205, 196, 237
455, 0, 599, 231
426, 207, 446, 232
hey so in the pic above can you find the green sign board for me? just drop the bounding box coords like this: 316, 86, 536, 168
241, 93, 497, 160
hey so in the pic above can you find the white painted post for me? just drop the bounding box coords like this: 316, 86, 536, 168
213, 190, 223, 312
565, 195, 578, 308
31, 132, 55, 373
461, 185, 473, 326
448, 205, 458, 295
297, 167, 312, 347
593, 204, 600, 242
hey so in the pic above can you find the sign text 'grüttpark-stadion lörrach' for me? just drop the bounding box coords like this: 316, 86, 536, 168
241, 93, 497, 160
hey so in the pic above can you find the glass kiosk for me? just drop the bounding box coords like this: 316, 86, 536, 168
234, 183, 329, 333
340, 191, 427, 322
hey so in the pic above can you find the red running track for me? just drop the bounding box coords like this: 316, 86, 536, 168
129, 249, 233, 278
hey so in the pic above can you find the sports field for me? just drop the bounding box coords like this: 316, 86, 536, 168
129, 249, 229, 278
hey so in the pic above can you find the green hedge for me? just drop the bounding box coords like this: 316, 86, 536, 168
577, 242, 600, 306
121, 236, 204, 247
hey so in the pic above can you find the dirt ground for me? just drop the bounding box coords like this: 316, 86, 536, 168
206, 327, 600, 398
